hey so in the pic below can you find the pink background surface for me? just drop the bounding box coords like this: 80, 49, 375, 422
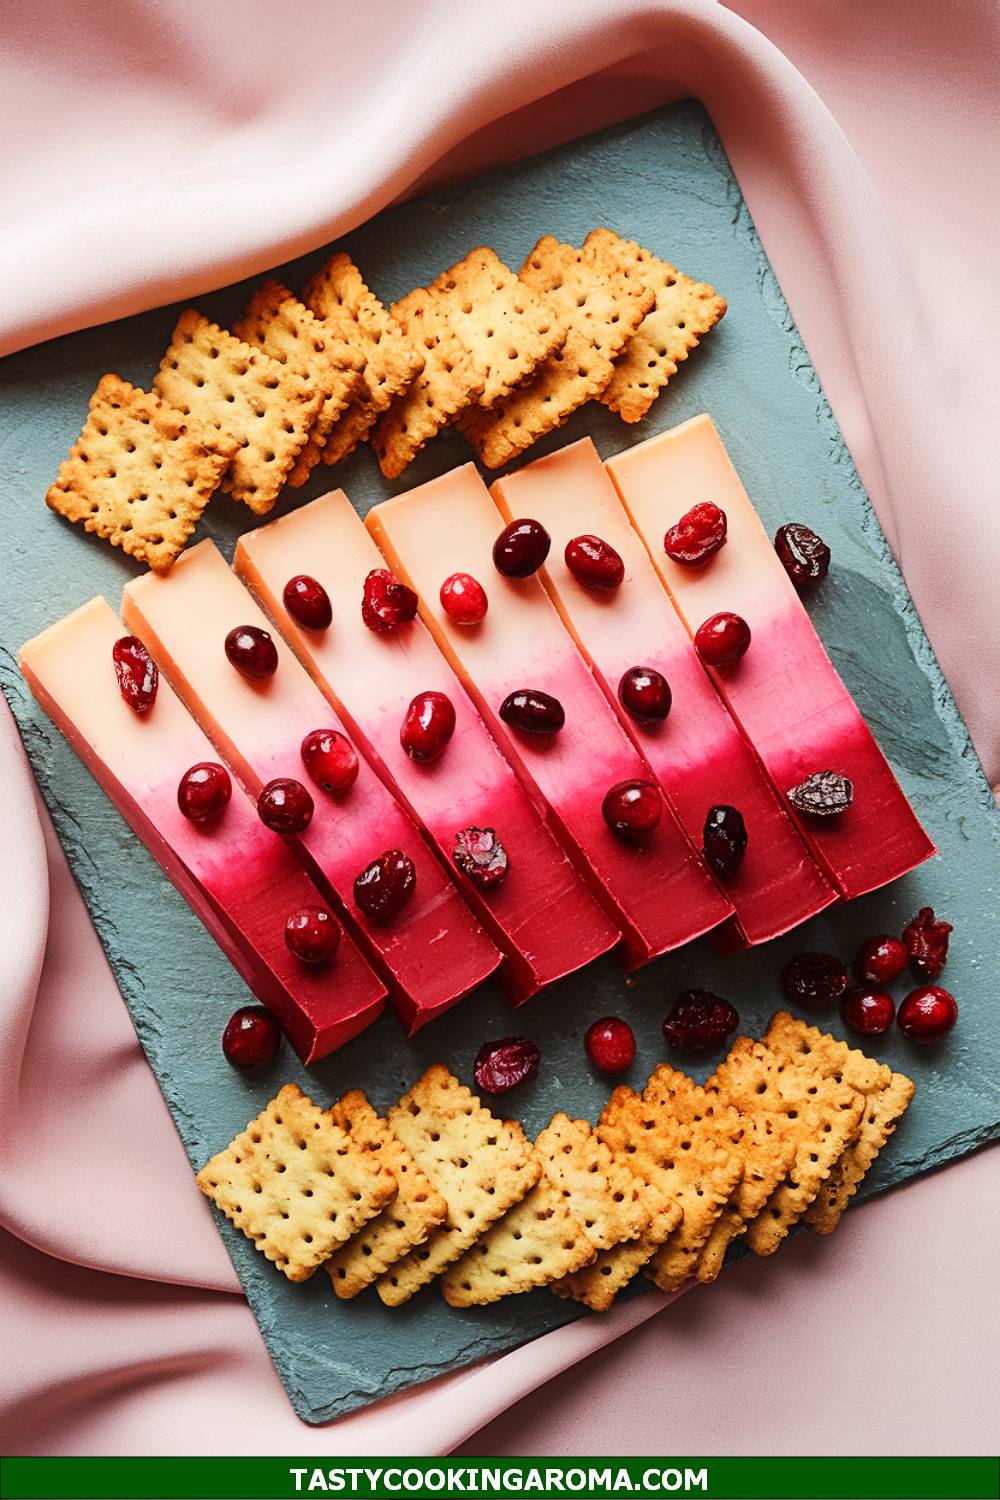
1, 0, 998, 1456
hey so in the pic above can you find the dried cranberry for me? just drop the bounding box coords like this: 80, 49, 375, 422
694, 612, 751, 667
499, 688, 564, 735
257, 777, 314, 833
663, 990, 739, 1054
474, 1036, 540, 1095
855, 934, 909, 985
354, 850, 416, 923
453, 827, 509, 890
602, 780, 661, 838
902, 907, 953, 980
284, 905, 341, 964
841, 987, 895, 1037
702, 805, 748, 877
440, 572, 488, 625
618, 666, 672, 724
222, 1006, 281, 1071
897, 984, 957, 1043
400, 691, 456, 763
493, 518, 551, 578
177, 762, 232, 823
781, 952, 849, 1008
787, 770, 853, 817
112, 635, 158, 713
224, 624, 278, 680
283, 574, 332, 631
565, 534, 625, 592
584, 1016, 636, 1075
300, 728, 359, 795
663, 502, 727, 566
362, 568, 418, 633
774, 523, 831, 589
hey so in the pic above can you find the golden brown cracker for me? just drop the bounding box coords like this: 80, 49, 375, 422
535, 1111, 649, 1252
694, 1113, 795, 1283
552, 1175, 681, 1313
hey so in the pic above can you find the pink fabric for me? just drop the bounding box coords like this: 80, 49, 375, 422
2, 0, 998, 1456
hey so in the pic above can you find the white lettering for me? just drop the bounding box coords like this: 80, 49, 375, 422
289, 1471, 308, 1494
307, 1471, 328, 1493
686, 1471, 708, 1492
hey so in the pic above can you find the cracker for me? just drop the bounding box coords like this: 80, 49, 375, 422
694, 1113, 796, 1282
195, 1084, 397, 1283
323, 1090, 449, 1299
551, 1163, 680, 1313
153, 310, 322, 514
45, 374, 236, 574
375, 1065, 539, 1305
534, 1111, 649, 1252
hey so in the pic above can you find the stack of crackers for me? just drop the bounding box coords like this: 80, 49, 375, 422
197, 1012, 913, 1312
45, 232, 726, 575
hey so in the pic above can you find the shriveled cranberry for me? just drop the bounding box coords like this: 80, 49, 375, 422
898, 985, 957, 1043
781, 952, 849, 1008
663, 502, 727, 566
283, 574, 332, 631
618, 666, 672, 724
902, 906, 953, 980
362, 568, 418, 633
474, 1036, 540, 1095
663, 990, 739, 1054
400, 691, 456, 763
584, 1016, 636, 1075
702, 805, 748, 877
499, 688, 564, 736
602, 780, 661, 838
855, 934, 909, 985
112, 635, 158, 713
354, 850, 416, 923
301, 728, 359, 795
694, 612, 751, 667
841, 987, 895, 1037
177, 762, 232, 823
285, 905, 341, 964
224, 624, 278, 680
493, 518, 551, 578
774, 523, 831, 590
257, 777, 314, 833
453, 827, 509, 889
222, 1006, 281, 1071
440, 572, 488, 625
565, 534, 625, 592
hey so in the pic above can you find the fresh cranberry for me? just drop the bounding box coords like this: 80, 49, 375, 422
283, 574, 332, 631
224, 624, 278, 680
492, 518, 551, 578
694, 612, 751, 667
663, 502, 727, 566
354, 850, 416, 923
285, 905, 341, 964
177, 762, 232, 823
618, 666, 672, 724
453, 827, 509, 889
781, 952, 849, 1008
474, 1037, 540, 1094
663, 990, 739, 1054
300, 728, 359, 795
222, 1006, 281, 1071
499, 688, 564, 735
602, 780, 661, 838
257, 777, 314, 833
440, 572, 488, 624
774, 523, 831, 589
584, 1016, 636, 1075
897, 985, 958, 1044
702, 805, 748, 877
400, 691, 456, 763
841, 987, 896, 1037
112, 635, 158, 713
855, 934, 909, 985
902, 907, 953, 980
565, 534, 625, 591
362, 568, 418, 632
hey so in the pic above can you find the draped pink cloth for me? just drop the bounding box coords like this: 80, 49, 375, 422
2, 0, 997, 1455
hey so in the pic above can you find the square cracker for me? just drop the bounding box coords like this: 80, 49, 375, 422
693, 1111, 796, 1283
196, 1084, 397, 1283
764, 1012, 915, 1234
375, 1065, 539, 1306
534, 1111, 649, 1253
154, 310, 323, 514
323, 1090, 449, 1299
552, 1177, 681, 1313
46, 374, 236, 574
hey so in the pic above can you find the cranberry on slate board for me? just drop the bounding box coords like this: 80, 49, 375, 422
774, 523, 831, 589
585, 1016, 636, 1075
781, 952, 849, 1007
841, 987, 895, 1037
902, 907, 953, 980
222, 1007, 281, 1071
474, 1037, 540, 1094
663, 990, 739, 1053
898, 985, 958, 1043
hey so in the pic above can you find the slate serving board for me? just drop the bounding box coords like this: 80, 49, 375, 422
2, 101, 998, 1426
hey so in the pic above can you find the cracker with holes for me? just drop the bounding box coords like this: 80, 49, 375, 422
376, 1065, 539, 1306
195, 1084, 397, 1283
153, 310, 322, 514
234, 281, 364, 488
553, 1175, 682, 1313
535, 1112, 649, 1252
46, 374, 237, 573
694, 1112, 796, 1283
323, 1090, 448, 1299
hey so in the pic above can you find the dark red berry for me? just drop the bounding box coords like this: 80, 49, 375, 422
474, 1036, 540, 1095
300, 728, 359, 795
177, 762, 232, 823
283, 574, 332, 631
499, 688, 564, 736
222, 1006, 282, 1070
694, 612, 751, 666
855, 934, 909, 985
362, 568, 418, 633
902, 907, 953, 980
453, 827, 509, 889
774, 523, 831, 589
284, 905, 341, 964
664, 502, 727, 566
257, 777, 314, 833
224, 624, 278, 680
112, 635, 158, 713
617, 666, 672, 724
584, 1016, 636, 1075
663, 990, 739, 1054
493, 518, 551, 578
841, 987, 895, 1037
787, 770, 853, 817
440, 572, 488, 624
897, 984, 957, 1043
354, 850, 416, 923
781, 952, 849, 1008
702, 805, 748, 877
400, 691, 456, 763
565, 534, 625, 591
602, 780, 661, 837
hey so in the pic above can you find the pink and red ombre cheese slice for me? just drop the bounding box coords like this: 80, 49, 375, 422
18, 597, 386, 1062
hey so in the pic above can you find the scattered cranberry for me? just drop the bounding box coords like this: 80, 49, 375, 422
257, 777, 314, 833
787, 770, 854, 817
663, 990, 739, 1054
774, 523, 831, 590
284, 905, 341, 964
602, 780, 661, 838
781, 952, 849, 1008
453, 827, 509, 889
474, 1036, 540, 1095
618, 666, 672, 724
283, 574, 332, 631
855, 934, 909, 985
300, 728, 359, 795
694, 612, 751, 667
362, 568, 418, 632
897, 985, 958, 1044
902, 907, 953, 980
112, 635, 158, 713
663, 502, 727, 566
565, 534, 625, 591
400, 691, 456, 763
224, 624, 278, 680
499, 688, 564, 736
354, 850, 416, 923
702, 805, 748, 877
440, 572, 488, 625
493, 518, 551, 578
177, 762, 232, 823
841, 986, 896, 1037
584, 1016, 636, 1075
222, 1006, 281, 1071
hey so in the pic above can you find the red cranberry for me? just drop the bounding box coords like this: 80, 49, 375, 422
283, 574, 332, 631
902, 907, 953, 980
362, 568, 418, 632
499, 688, 564, 735
224, 624, 278, 680
774, 523, 831, 589
112, 635, 158, 713
897, 985, 958, 1044
177, 762, 232, 823
781, 952, 849, 1008
300, 728, 359, 795
440, 572, 488, 624
663, 990, 739, 1054
453, 827, 509, 889
474, 1036, 540, 1094
257, 777, 314, 833
400, 691, 456, 763
493, 518, 551, 578
618, 666, 672, 724
841, 987, 895, 1037
602, 780, 661, 838
584, 1016, 636, 1075
565, 534, 625, 591
354, 850, 416, 923
663, 502, 727, 566
702, 805, 748, 877
855, 934, 909, 985
694, 612, 751, 667
284, 905, 341, 964
222, 1006, 281, 1071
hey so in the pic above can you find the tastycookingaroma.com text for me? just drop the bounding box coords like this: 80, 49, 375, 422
289, 1466, 710, 1494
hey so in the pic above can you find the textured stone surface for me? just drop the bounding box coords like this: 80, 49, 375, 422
1, 102, 997, 1425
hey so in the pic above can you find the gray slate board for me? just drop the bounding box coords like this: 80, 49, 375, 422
1, 102, 998, 1425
